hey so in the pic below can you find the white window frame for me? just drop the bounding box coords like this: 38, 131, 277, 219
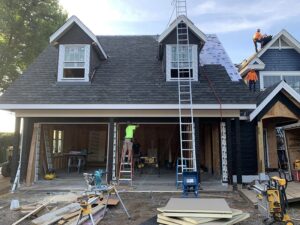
52, 129, 64, 154
260, 71, 300, 93
58, 44, 90, 82
166, 44, 198, 81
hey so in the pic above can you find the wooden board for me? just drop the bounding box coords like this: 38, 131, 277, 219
32, 203, 80, 225
158, 214, 195, 225
12, 201, 49, 225
163, 198, 232, 214
99, 197, 119, 206
183, 209, 243, 224
25, 124, 38, 186
162, 212, 232, 219
202, 213, 250, 225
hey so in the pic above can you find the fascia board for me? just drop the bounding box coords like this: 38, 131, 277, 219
0, 104, 256, 110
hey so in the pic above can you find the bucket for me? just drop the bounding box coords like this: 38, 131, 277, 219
10, 199, 20, 210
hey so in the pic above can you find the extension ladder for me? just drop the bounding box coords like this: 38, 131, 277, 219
175, 0, 197, 187
112, 123, 118, 181
118, 141, 133, 185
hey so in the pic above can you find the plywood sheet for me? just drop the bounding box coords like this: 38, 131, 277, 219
202, 213, 250, 225
162, 212, 232, 219
163, 198, 232, 214
183, 209, 242, 224
158, 214, 194, 225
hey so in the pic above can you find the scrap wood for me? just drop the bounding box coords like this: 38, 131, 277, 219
64, 204, 105, 225
32, 202, 81, 225
99, 196, 120, 206
12, 201, 50, 225
83, 207, 106, 225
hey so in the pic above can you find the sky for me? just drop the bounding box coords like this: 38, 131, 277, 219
1, 0, 300, 132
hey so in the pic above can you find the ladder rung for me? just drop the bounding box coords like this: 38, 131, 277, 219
182, 140, 193, 142
182, 148, 193, 151
121, 163, 131, 165
120, 171, 131, 173
181, 122, 193, 125
119, 179, 132, 181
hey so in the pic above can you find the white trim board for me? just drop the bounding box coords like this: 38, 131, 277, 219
50, 15, 107, 59
0, 104, 256, 110
158, 15, 207, 43
239, 58, 265, 76
249, 81, 300, 121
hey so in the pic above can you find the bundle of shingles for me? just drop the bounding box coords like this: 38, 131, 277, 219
157, 198, 250, 225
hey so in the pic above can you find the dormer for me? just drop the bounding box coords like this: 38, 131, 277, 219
50, 16, 107, 83
158, 16, 206, 81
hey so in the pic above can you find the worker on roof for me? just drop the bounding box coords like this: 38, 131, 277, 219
253, 29, 263, 52
245, 69, 258, 92
122, 124, 139, 163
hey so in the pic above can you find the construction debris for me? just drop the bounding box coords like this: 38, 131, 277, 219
157, 198, 250, 225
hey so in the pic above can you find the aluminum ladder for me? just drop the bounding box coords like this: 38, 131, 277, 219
118, 141, 133, 186
175, 0, 197, 187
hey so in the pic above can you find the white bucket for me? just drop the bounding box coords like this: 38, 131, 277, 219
10, 199, 20, 210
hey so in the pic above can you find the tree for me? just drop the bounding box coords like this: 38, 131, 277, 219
0, 0, 67, 92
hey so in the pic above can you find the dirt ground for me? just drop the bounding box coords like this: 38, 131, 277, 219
0, 191, 299, 225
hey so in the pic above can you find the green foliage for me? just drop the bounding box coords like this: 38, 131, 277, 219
0, 0, 67, 92
0, 132, 14, 163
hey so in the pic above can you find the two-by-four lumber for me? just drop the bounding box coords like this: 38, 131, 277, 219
25, 123, 39, 186
12, 201, 50, 225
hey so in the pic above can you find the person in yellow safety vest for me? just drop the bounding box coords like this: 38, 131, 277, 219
253, 29, 263, 52
123, 124, 139, 163
245, 69, 258, 92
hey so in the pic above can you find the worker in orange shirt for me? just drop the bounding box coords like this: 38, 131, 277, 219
246, 69, 258, 92
253, 29, 263, 52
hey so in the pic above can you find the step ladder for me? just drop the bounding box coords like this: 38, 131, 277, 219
175, 0, 197, 187
118, 141, 133, 186
43, 127, 53, 171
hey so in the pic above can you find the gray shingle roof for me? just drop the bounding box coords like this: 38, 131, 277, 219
0, 35, 255, 105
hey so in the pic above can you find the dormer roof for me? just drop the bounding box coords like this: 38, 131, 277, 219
158, 15, 207, 43
50, 15, 107, 59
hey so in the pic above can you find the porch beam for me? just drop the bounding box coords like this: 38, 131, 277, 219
235, 118, 242, 184
10, 117, 21, 183
107, 118, 114, 182
257, 120, 265, 173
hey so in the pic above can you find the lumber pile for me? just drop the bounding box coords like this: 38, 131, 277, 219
12, 193, 120, 225
157, 198, 250, 225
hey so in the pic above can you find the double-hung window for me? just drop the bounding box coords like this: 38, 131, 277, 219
58, 44, 90, 82
166, 44, 198, 81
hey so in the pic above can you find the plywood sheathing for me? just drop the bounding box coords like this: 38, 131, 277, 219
263, 101, 298, 120
285, 129, 300, 171
162, 198, 232, 214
